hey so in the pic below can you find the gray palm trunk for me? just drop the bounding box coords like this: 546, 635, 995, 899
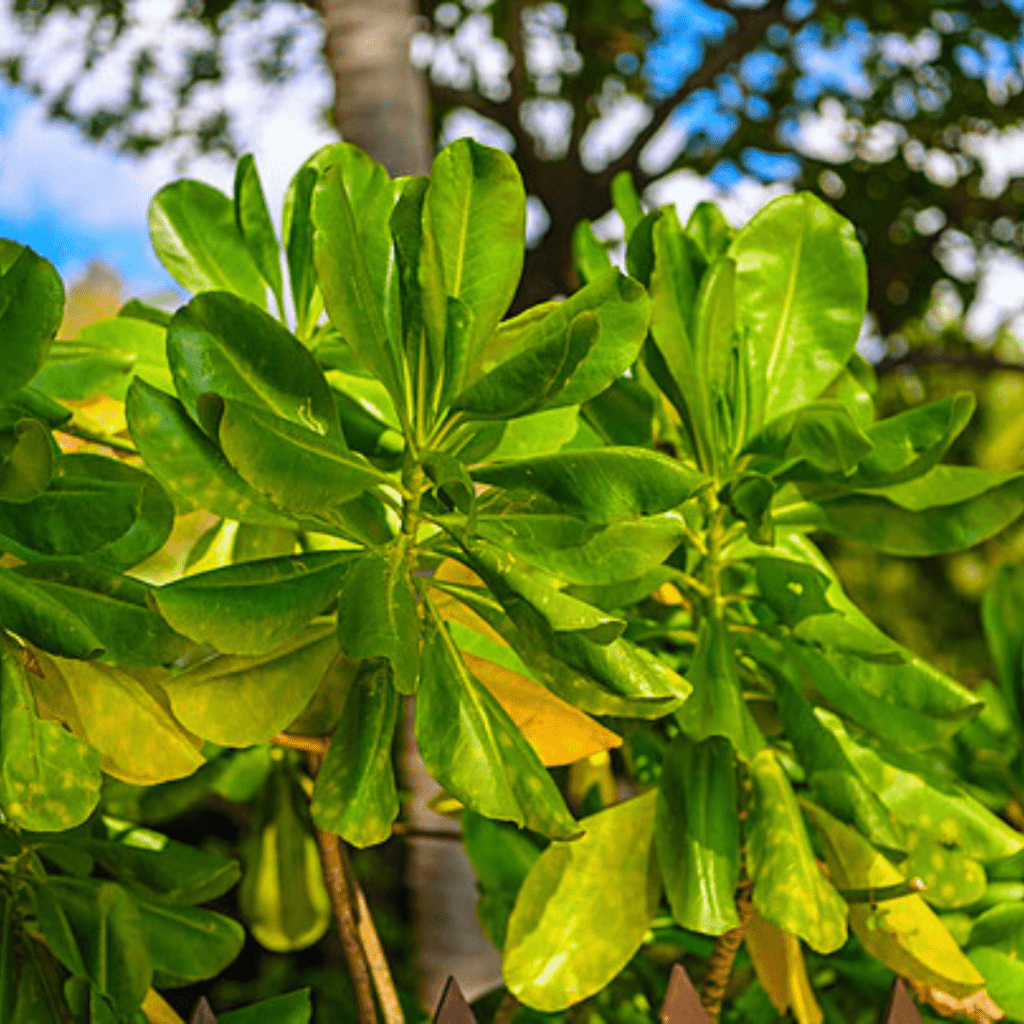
320, 0, 502, 1007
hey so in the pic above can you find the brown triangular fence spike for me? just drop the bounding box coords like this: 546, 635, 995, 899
883, 979, 923, 1024
660, 963, 714, 1024
189, 997, 218, 1024
433, 976, 479, 1024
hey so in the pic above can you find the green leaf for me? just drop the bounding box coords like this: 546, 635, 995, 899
747, 748, 848, 954
0, 453, 174, 571
982, 565, 1024, 722
611, 171, 644, 237
462, 809, 541, 948
335, 548, 421, 695
33, 877, 151, 1013
136, 896, 244, 987
474, 447, 705, 524
312, 157, 404, 406
752, 557, 834, 626
0, 418, 52, 501
0, 640, 101, 831
656, 734, 740, 936
729, 193, 867, 429
967, 948, 1024, 1021
572, 220, 613, 285
437, 295, 475, 413
126, 378, 296, 527
32, 317, 172, 402
900, 831, 986, 910
803, 801, 986, 999
219, 990, 312, 1024
503, 791, 660, 1011
10, 940, 66, 1024
420, 138, 525, 396
390, 174, 429, 383
284, 165, 319, 335
7, 562, 190, 666
0, 892, 16, 1024
234, 153, 284, 316
0, 247, 64, 403
310, 660, 399, 847
675, 617, 765, 762
119, 298, 171, 328
167, 291, 340, 442
164, 622, 349, 746
779, 465, 1024, 556
486, 406, 579, 461
453, 310, 599, 419
148, 180, 266, 306
30, 652, 205, 786
416, 616, 579, 839
691, 255, 736, 462
686, 201, 733, 261
155, 551, 358, 657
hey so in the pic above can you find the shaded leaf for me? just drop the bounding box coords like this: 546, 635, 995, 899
234, 154, 284, 315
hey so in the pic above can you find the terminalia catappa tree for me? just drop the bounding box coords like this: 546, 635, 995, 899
3, 137, 1024, 1022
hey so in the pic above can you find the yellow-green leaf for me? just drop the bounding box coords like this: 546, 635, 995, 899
745, 911, 823, 1024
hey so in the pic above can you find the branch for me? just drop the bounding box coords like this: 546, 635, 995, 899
875, 349, 1024, 376
598, 0, 790, 190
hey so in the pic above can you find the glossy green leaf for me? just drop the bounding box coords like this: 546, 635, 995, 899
284, 165, 319, 335
0, 246, 64, 403
167, 291, 340, 441
30, 652, 204, 786
747, 748, 847, 954
686, 201, 733, 261
219, 401, 387, 530
310, 660, 399, 846
8, 562, 190, 666
0, 418, 51, 501
752, 557, 833, 626
219, 990, 313, 1024
416, 616, 579, 839
335, 548, 420, 694
156, 551, 358, 657
803, 801, 986, 999
967, 948, 1024, 1021
691, 255, 736, 457
239, 761, 331, 952
136, 896, 244, 988
503, 792, 660, 1010
32, 317, 172, 402
486, 406, 579, 460
900, 831, 986, 910
474, 447, 706, 524
164, 622, 347, 746
0, 640, 101, 831
148, 179, 266, 306
126, 379, 295, 526
312, 159, 404, 405
611, 171, 644, 236
390, 174, 429, 378
0, 453, 174, 570
436, 295, 475, 413
463, 809, 541, 948
420, 138, 525, 389
656, 734, 740, 936
730, 193, 867, 429
780, 465, 1024, 556
234, 154, 284, 316
582, 376, 655, 447
34, 877, 151, 1013
676, 617, 764, 762
572, 220, 613, 284
982, 565, 1024, 722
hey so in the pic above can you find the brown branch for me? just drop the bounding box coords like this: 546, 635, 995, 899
272, 732, 329, 754
700, 882, 754, 1022
875, 349, 1024, 376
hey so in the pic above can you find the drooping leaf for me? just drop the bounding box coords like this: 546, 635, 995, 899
310, 660, 399, 847
503, 792, 660, 1011
803, 801, 986, 999
729, 193, 867, 430
746, 748, 847, 954
234, 153, 284, 315
656, 734, 740, 936
0, 246, 64, 403
163, 622, 350, 747
0, 640, 101, 831
155, 551, 358, 657
148, 179, 266, 306
30, 652, 204, 786
744, 912, 823, 1024
415, 616, 579, 840
166, 291, 341, 442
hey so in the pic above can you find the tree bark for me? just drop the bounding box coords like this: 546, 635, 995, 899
321, 0, 433, 176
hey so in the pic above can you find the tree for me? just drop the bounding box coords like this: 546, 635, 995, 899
3, 136, 1024, 1023
2, 0, 1023, 343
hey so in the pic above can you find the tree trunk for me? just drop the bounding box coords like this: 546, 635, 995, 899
321, 0, 433, 176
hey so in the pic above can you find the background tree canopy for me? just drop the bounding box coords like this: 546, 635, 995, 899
2, 0, 1023, 347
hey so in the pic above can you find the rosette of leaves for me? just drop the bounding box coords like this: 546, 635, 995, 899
488, 184, 1024, 1015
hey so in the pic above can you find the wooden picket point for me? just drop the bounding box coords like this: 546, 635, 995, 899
189, 996, 218, 1024
884, 978, 924, 1024
660, 963, 712, 1024
433, 976, 480, 1024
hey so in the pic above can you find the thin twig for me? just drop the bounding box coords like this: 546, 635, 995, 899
353, 882, 405, 1024
875, 349, 1024, 377
272, 732, 329, 755
701, 882, 754, 1022
56, 424, 138, 454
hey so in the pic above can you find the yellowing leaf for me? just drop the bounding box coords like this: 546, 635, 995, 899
803, 800, 986, 1000
30, 649, 204, 785
461, 650, 621, 766
142, 988, 186, 1024
745, 910, 823, 1024
652, 582, 686, 606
